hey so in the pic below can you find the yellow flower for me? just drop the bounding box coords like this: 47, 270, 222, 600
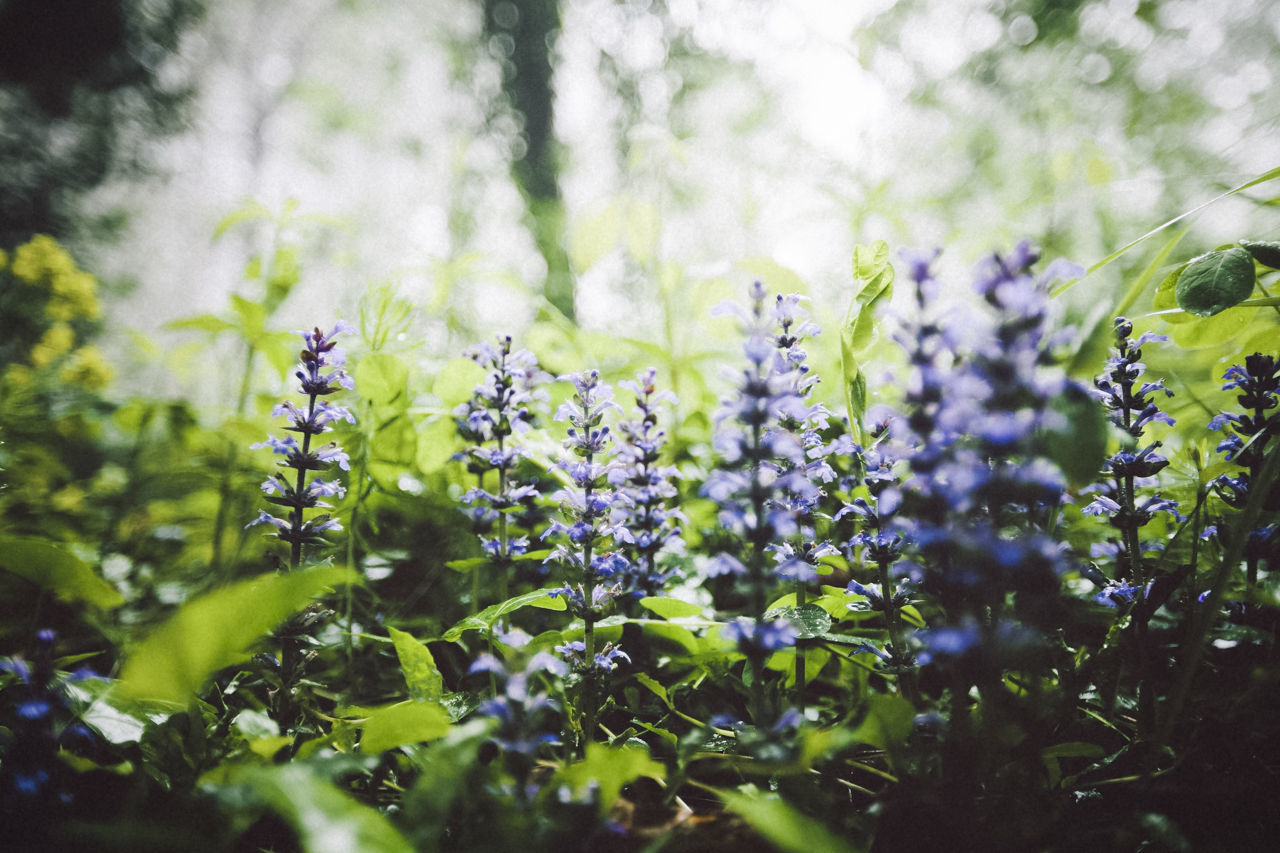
60, 346, 114, 391
30, 322, 76, 368
10, 234, 76, 284
49, 270, 101, 320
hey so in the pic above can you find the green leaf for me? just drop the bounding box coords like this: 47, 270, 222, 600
359, 700, 451, 753
229, 294, 267, 341
117, 566, 358, 704
850, 694, 914, 755
432, 357, 486, 407
1175, 248, 1257, 317
387, 627, 444, 702
355, 352, 409, 406
624, 200, 660, 265
715, 787, 863, 853
841, 332, 867, 444
212, 199, 272, 241
637, 596, 703, 619
1240, 239, 1280, 269
444, 556, 487, 574
0, 537, 124, 610
415, 416, 461, 474
205, 763, 413, 853
557, 742, 665, 819
233, 709, 280, 740
767, 603, 832, 639
165, 313, 237, 334
638, 622, 700, 656
442, 588, 566, 641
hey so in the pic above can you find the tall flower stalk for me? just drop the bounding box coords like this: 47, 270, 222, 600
608, 367, 685, 604
545, 369, 627, 753
703, 282, 809, 725
455, 335, 550, 611
247, 322, 354, 731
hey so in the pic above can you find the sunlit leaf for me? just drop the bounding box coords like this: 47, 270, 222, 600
1175, 247, 1256, 317
739, 257, 807, 295
388, 626, 444, 702
116, 566, 358, 704
415, 416, 460, 474
205, 763, 413, 853
359, 700, 451, 753
165, 313, 237, 334
716, 787, 862, 853
557, 742, 665, 819
355, 352, 409, 406
624, 200, 661, 265
432, 357, 485, 407
850, 693, 914, 754
442, 588, 566, 641
0, 537, 124, 610
638, 596, 702, 619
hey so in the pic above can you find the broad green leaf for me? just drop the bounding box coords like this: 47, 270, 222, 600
716, 787, 862, 853
1151, 262, 1191, 321
360, 700, 451, 753
233, 709, 280, 740
442, 588, 566, 641
1240, 239, 1280, 269
444, 556, 487, 574
1041, 741, 1105, 789
557, 742, 665, 819
205, 763, 413, 853
212, 199, 272, 240
568, 202, 621, 273
432, 357, 485, 407
0, 537, 124, 610
355, 352, 409, 406
117, 566, 357, 704
1175, 248, 1256, 317
260, 331, 302, 379
229, 294, 267, 341
638, 622, 700, 656
841, 332, 867, 444
370, 415, 417, 466
767, 603, 832, 639
1172, 307, 1250, 349
388, 626, 444, 702
850, 693, 914, 754
415, 416, 460, 474
637, 596, 702, 619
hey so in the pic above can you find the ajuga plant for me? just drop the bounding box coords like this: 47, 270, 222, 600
871, 244, 1082, 843
247, 322, 354, 731
545, 369, 630, 753
455, 335, 551, 610
1209, 353, 1280, 585
703, 282, 808, 727
607, 367, 685, 606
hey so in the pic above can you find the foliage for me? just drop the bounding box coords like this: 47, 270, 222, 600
3, 171, 1280, 853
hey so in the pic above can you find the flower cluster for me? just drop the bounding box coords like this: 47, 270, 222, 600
892, 244, 1076, 665
248, 323, 355, 560
607, 368, 685, 600
545, 370, 628, 619
469, 651, 567, 802
0, 631, 100, 811
1084, 317, 1180, 592
1208, 352, 1280, 582
455, 335, 550, 588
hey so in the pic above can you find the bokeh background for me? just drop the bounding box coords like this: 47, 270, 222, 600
3, 0, 1277, 396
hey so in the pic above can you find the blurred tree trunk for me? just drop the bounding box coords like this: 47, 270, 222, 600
482, 0, 574, 321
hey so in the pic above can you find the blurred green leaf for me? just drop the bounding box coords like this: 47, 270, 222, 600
117, 566, 357, 704
768, 603, 832, 640
638, 596, 702, 619
212, 199, 273, 241
0, 537, 124, 610
360, 700, 451, 753
415, 416, 460, 474
355, 352, 409, 406
388, 626, 444, 702
432, 357, 485, 407
739, 257, 807, 295
716, 786, 862, 853
1039, 383, 1108, 486
205, 763, 413, 853
557, 742, 664, 819
230, 294, 267, 341
165, 313, 237, 334
233, 708, 280, 740
1175, 248, 1256, 317
624, 200, 661, 265
850, 694, 914, 753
